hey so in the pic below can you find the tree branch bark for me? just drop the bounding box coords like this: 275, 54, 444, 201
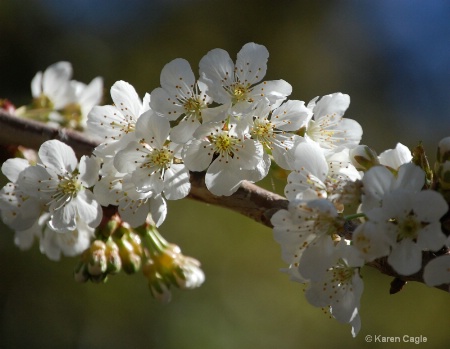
0, 109, 448, 294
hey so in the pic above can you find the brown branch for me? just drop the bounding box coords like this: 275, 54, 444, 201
0, 109, 448, 293
187, 171, 288, 227
0, 109, 99, 159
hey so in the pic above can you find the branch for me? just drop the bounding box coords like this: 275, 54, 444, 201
0, 109, 98, 159
188, 171, 288, 227
0, 109, 448, 293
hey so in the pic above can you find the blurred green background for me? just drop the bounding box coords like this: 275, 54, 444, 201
1, 0, 450, 348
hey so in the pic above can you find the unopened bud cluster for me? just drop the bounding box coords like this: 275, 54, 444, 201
73, 216, 204, 301
142, 226, 204, 303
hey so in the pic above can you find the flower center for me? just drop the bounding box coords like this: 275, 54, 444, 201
331, 259, 355, 285
183, 96, 205, 120
251, 118, 274, 148
60, 103, 83, 130
397, 214, 420, 241
210, 131, 241, 158
229, 82, 251, 104
307, 119, 336, 149
150, 148, 173, 167
57, 175, 81, 196
33, 94, 54, 110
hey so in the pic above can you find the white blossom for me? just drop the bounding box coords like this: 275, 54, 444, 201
199, 42, 292, 110
246, 98, 311, 170
304, 240, 364, 337
304, 93, 363, 155
30, 61, 75, 112
87, 80, 150, 155
271, 198, 342, 283
364, 190, 447, 275
150, 58, 221, 144
285, 141, 361, 211
93, 169, 167, 228
113, 111, 190, 200
17, 140, 102, 233
182, 121, 265, 196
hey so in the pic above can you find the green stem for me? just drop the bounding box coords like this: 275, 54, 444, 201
344, 212, 366, 221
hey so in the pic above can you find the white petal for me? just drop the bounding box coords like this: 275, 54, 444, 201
78, 77, 103, 117
76, 190, 102, 228
110, 80, 142, 120
250, 80, 292, 106
423, 255, 450, 286
162, 164, 191, 200
1, 158, 30, 182
39, 140, 78, 173
170, 118, 201, 144
393, 163, 424, 192
114, 141, 144, 174
199, 48, 234, 104
413, 190, 448, 222
86, 105, 126, 139
182, 140, 214, 171
132, 170, 164, 195
142, 93, 151, 113
48, 200, 78, 232
150, 87, 184, 121
236, 139, 262, 170
235, 42, 268, 85
361, 166, 394, 211
79, 156, 100, 187
119, 200, 149, 228
379, 143, 412, 170
241, 152, 270, 183
417, 223, 447, 251
17, 165, 53, 199
313, 93, 350, 118
42, 62, 73, 107
388, 239, 422, 275
205, 160, 242, 196
272, 100, 311, 131
160, 58, 196, 97
150, 195, 167, 227
298, 236, 335, 281
31, 71, 43, 98
135, 111, 170, 147
289, 140, 328, 177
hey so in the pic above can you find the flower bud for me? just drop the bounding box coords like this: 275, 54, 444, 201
105, 239, 122, 274
173, 256, 205, 289
437, 137, 450, 163
349, 145, 379, 171
117, 238, 142, 274
142, 259, 172, 303
87, 240, 108, 276
436, 161, 450, 190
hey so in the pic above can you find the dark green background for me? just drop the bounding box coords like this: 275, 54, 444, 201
1, 1, 449, 348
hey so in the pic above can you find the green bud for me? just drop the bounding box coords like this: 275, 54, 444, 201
117, 239, 141, 274
105, 240, 122, 274
412, 143, 432, 188
436, 161, 450, 190
349, 145, 379, 171
437, 137, 450, 163
97, 218, 119, 239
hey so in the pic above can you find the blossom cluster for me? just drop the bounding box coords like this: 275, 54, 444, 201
1, 42, 449, 335
15, 61, 103, 130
